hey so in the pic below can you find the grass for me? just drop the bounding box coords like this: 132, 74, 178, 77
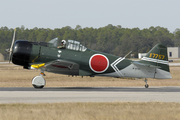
0, 64, 180, 87
0, 102, 180, 120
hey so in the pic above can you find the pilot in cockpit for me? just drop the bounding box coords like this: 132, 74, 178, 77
57, 40, 66, 49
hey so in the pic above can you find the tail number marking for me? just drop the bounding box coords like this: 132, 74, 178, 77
149, 53, 165, 60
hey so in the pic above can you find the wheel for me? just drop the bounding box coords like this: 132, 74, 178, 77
33, 84, 44, 89
32, 76, 46, 89
145, 84, 149, 88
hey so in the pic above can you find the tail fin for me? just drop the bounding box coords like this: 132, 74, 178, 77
140, 44, 172, 79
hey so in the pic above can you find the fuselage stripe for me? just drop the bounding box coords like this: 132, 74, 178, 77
142, 57, 169, 65
111, 57, 125, 77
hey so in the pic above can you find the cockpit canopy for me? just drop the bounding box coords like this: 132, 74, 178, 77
66, 40, 87, 52
48, 38, 87, 52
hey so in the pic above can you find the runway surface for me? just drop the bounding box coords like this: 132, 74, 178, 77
0, 87, 180, 103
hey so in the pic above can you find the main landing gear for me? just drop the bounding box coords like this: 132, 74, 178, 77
32, 72, 46, 89
144, 78, 149, 88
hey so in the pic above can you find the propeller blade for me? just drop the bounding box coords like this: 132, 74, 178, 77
9, 28, 16, 63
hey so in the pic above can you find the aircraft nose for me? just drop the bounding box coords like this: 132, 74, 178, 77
12, 40, 32, 66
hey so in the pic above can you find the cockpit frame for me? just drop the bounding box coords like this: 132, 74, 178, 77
48, 38, 87, 52
66, 40, 87, 52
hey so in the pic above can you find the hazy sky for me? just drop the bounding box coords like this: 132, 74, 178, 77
0, 0, 179, 33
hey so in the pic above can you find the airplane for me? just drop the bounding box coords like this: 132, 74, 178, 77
6, 28, 172, 89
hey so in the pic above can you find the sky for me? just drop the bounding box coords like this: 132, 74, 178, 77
0, 0, 180, 33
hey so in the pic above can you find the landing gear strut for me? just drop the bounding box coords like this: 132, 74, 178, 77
32, 72, 46, 89
144, 78, 149, 88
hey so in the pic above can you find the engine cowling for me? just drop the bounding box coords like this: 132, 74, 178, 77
12, 40, 32, 67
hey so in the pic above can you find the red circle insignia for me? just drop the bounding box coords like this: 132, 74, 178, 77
89, 54, 109, 73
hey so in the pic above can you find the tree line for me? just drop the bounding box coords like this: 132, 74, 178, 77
1, 24, 180, 60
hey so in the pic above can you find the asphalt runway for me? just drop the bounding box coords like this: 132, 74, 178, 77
0, 87, 180, 103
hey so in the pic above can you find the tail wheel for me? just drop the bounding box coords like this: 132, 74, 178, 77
144, 78, 149, 88
145, 84, 149, 88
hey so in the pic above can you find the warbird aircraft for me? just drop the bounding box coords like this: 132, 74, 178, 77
7, 28, 172, 88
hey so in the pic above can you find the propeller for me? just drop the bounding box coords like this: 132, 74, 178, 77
6, 28, 16, 63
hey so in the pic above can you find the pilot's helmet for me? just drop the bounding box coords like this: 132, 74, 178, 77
61, 40, 66, 45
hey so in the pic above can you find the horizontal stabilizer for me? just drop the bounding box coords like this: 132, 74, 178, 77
132, 61, 161, 68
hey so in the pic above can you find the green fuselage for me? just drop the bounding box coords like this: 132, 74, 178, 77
29, 44, 132, 76
12, 40, 172, 79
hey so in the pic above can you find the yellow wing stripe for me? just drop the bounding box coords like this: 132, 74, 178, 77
31, 63, 45, 69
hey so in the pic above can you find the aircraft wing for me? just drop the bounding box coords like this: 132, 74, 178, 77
45, 59, 79, 75
31, 59, 79, 75
132, 61, 161, 68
